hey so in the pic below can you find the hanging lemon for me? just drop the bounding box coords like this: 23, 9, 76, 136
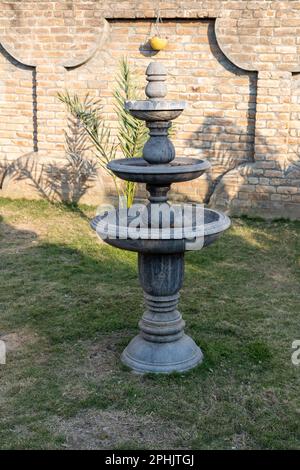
149, 9, 168, 51
149, 36, 168, 51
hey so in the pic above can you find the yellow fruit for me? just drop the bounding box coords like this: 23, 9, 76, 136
149, 36, 168, 51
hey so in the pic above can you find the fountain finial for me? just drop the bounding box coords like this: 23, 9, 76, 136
145, 62, 167, 100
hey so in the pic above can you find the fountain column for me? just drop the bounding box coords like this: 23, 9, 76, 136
121, 251, 203, 373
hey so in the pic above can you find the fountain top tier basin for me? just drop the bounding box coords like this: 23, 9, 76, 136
125, 61, 185, 127
125, 100, 186, 122
108, 61, 212, 186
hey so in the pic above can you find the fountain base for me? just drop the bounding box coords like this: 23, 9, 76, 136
121, 333, 203, 374
119, 252, 203, 374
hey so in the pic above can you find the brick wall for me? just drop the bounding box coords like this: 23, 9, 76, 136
0, 0, 300, 219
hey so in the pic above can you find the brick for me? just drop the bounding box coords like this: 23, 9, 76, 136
277, 186, 300, 195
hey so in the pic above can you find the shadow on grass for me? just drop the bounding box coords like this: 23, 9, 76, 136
0, 216, 139, 344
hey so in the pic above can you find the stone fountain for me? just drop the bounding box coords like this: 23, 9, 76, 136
92, 62, 230, 374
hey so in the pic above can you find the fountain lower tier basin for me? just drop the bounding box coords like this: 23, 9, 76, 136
91, 208, 230, 254
107, 157, 211, 185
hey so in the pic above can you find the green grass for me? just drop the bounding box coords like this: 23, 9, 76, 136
0, 197, 299, 449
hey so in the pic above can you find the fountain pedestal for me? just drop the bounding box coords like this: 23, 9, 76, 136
121, 253, 203, 373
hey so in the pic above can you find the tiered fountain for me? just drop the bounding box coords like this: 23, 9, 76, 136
92, 62, 230, 374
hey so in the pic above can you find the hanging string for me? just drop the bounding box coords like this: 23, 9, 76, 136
154, 8, 163, 36
144, 7, 162, 45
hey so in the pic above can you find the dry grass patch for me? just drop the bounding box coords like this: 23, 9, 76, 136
50, 409, 194, 450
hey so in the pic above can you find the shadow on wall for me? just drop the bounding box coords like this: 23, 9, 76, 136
195, 23, 258, 207
169, 117, 275, 212
193, 116, 257, 206
285, 158, 300, 178
0, 114, 97, 204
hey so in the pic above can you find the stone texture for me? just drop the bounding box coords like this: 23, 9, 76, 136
0, 1, 299, 219
121, 252, 203, 373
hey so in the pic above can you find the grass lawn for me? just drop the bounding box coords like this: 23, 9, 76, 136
0, 197, 299, 450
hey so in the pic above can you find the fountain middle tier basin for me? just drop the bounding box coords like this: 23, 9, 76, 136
91, 208, 230, 254
107, 157, 211, 185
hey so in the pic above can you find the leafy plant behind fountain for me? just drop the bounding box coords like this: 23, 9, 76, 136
113, 58, 148, 206
58, 58, 148, 207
